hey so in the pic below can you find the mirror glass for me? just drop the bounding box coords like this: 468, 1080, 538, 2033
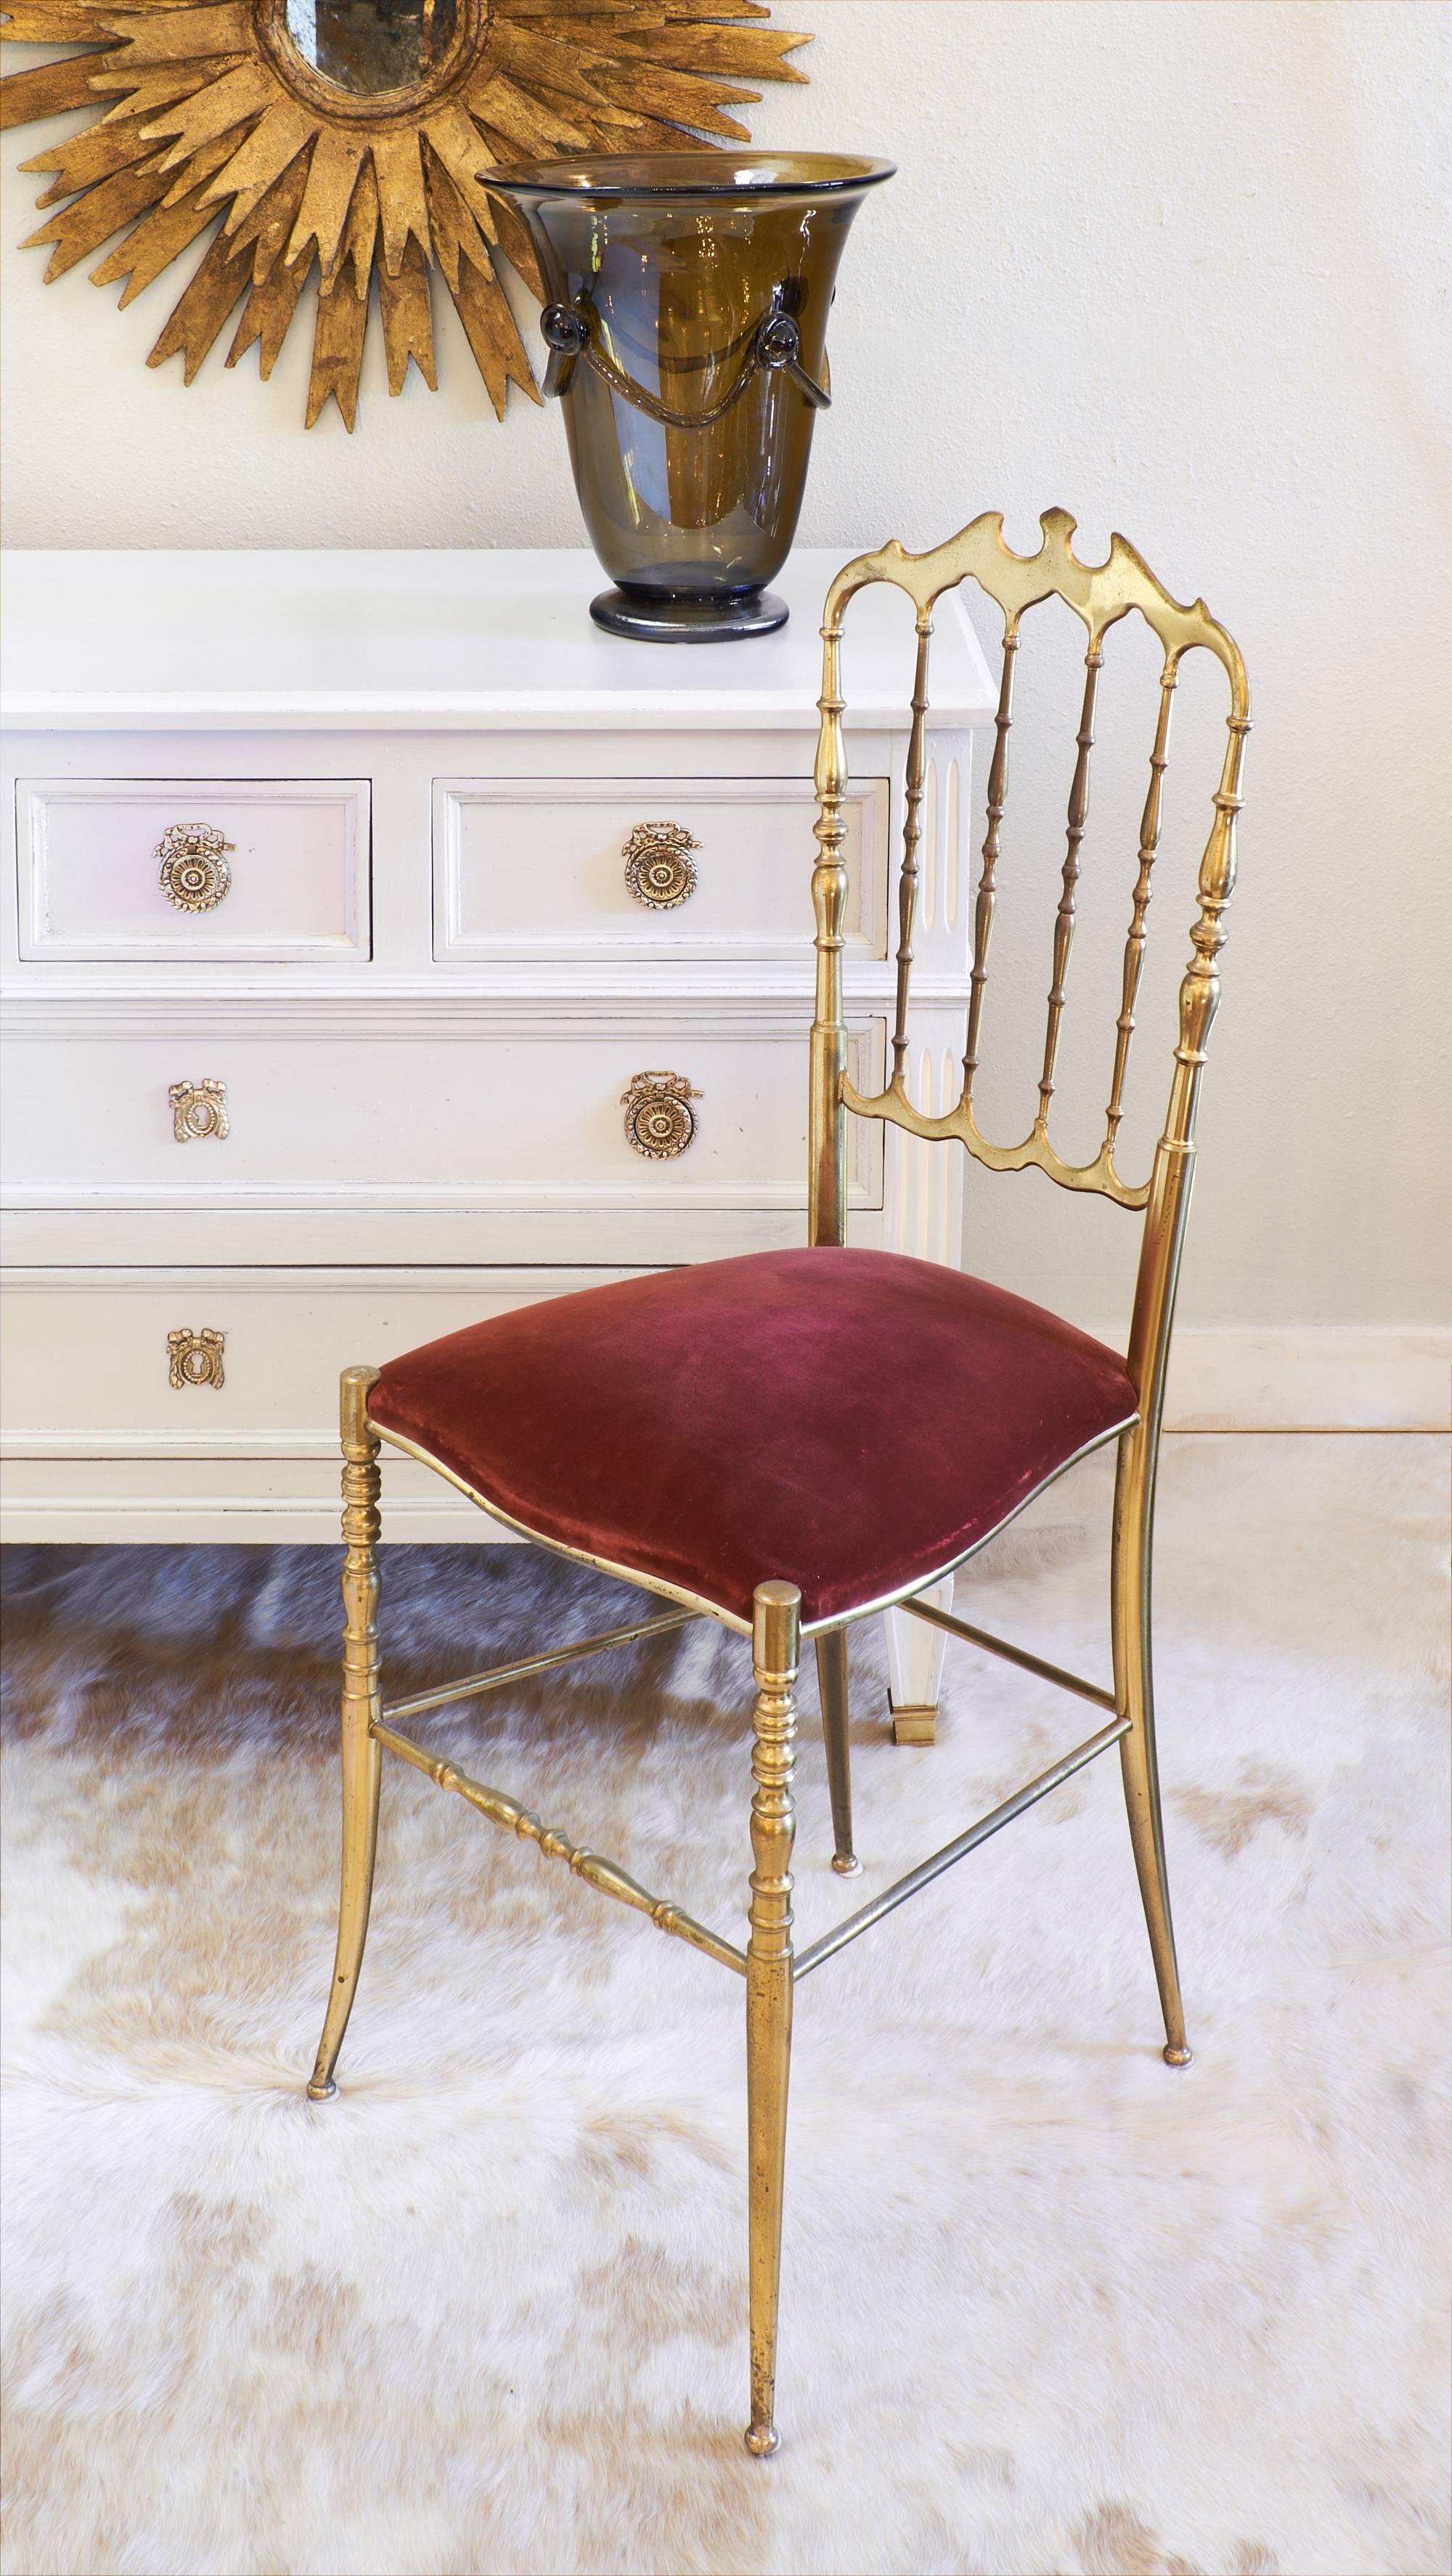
284, 0, 459, 95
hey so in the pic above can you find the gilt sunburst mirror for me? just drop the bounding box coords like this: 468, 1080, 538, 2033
1, 0, 809, 427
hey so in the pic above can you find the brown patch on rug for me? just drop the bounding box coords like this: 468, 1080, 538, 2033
1069, 2498, 1280, 2574
1172, 1761, 1311, 1858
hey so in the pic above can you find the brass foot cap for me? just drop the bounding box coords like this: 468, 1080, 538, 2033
831, 1852, 862, 1877
306, 2078, 338, 2101
890, 1705, 937, 1747
744, 2422, 780, 2458
1162, 2044, 1194, 2068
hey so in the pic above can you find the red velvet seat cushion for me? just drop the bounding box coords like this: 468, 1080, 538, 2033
370, 1248, 1137, 1630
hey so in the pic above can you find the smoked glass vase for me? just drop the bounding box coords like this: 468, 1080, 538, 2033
485, 153, 894, 641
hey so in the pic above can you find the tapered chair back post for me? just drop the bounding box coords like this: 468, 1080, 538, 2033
809, 609, 852, 1248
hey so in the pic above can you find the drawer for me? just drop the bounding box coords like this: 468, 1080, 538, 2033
0, 1267, 640, 1450
433, 776, 889, 965
16, 778, 370, 963
0, 1022, 884, 1214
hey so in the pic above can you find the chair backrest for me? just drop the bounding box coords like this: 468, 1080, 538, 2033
809, 507, 1249, 1438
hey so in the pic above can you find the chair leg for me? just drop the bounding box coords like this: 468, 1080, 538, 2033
309, 1365, 384, 2102
745, 1581, 799, 2457
885, 1581, 952, 1744
1111, 1427, 1191, 2068
815, 1628, 860, 1876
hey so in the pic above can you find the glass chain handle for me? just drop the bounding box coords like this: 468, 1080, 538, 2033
539, 300, 831, 425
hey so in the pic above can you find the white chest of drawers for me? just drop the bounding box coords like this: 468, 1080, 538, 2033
1, 548, 995, 1597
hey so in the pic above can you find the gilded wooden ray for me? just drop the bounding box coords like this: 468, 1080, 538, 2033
2, 0, 810, 428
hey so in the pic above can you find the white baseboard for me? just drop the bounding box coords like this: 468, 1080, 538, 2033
1162, 1328, 1451, 1432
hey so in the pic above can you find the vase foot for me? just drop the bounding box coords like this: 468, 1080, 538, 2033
590, 586, 789, 643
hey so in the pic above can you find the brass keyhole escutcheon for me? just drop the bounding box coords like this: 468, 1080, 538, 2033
169, 1078, 229, 1142
621, 1070, 703, 1159
168, 1327, 226, 1389
157, 823, 235, 912
622, 821, 700, 911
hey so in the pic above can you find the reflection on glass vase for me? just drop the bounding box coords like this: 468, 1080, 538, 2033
485, 153, 894, 641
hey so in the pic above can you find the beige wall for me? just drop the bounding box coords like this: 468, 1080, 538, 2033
3, 1, 1449, 1330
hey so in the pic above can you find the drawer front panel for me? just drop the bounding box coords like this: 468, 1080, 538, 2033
0, 1269, 639, 1448
1, 1024, 884, 1211
434, 776, 888, 964
17, 778, 370, 962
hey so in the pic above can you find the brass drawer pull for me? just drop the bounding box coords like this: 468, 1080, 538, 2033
623, 821, 699, 911
168, 1078, 228, 1142
157, 822, 234, 912
168, 1327, 225, 1389
621, 1070, 703, 1160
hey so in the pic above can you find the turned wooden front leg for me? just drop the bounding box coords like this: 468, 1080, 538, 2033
884, 1579, 953, 1744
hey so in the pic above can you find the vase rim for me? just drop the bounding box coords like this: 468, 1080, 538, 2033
484, 150, 896, 202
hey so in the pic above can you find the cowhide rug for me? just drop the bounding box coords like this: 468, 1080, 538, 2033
1, 1434, 1447, 2576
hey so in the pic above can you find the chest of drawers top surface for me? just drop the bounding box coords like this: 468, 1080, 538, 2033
0, 548, 995, 734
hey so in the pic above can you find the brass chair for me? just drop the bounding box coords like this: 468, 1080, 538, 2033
306, 508, 1249, 2456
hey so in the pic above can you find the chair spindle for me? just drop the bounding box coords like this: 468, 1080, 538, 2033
1037, 644, 1102, 1131
1105, 661, 1178, 1152
892, 613, 934, 1079
963, 628, 1018, 1105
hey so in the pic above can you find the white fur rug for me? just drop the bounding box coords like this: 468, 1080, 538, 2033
2, 1435, 1448, 2576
